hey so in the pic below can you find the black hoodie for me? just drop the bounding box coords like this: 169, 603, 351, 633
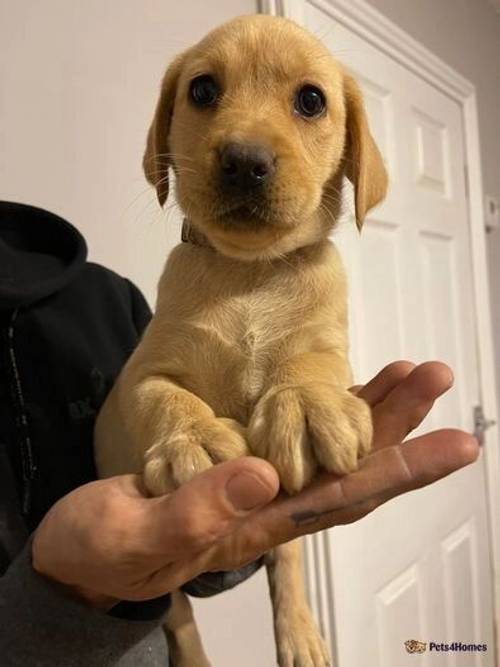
0, 201, 152, 533
0, 201, 259, 666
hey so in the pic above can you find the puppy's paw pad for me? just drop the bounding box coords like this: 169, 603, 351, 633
144, 439, 212, 496
203, 417, 249, 461
248, 383, 373, 493
248, 386, 317, 495
143, 417, 249, 496
309, 388, 373, 475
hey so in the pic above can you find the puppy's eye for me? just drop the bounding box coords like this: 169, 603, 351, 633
189, 75, 219, 107
295, 85, 326, 118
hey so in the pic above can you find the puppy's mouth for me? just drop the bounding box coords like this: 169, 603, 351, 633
216, 201, 269, 227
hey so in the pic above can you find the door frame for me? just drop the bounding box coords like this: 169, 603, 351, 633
261, 0, 500, 659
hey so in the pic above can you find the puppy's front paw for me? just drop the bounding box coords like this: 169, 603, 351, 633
248, 383, 372, 494
275, 603, 331, 667
143, 417, 248, 496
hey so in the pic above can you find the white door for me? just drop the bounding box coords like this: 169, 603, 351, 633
294, 3, 497, 666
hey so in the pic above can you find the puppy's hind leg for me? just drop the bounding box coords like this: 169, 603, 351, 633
266, 540, 331, 667
163, 590, 212, 667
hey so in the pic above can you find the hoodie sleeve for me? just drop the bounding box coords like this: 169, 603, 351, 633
0, 536, 170, 666
181, 559, 264, 598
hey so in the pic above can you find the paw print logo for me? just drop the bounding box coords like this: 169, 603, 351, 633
405, 640, 427, 654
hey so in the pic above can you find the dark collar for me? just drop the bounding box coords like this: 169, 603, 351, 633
181, 219, 213, 249
0, 201, 87, 311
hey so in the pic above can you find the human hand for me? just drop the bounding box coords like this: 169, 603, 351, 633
32, 361, 478, 607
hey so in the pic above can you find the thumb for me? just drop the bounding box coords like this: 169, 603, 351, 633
143, 457, 280, 557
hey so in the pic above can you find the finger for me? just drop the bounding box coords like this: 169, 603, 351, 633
308, 429, 478, 528
370, 361, 453, 450
142, 429, 478, 591
137, 456, 279, 560
355, 360, 416, 405
224, 429, 478, 558
288, 428, 477, 534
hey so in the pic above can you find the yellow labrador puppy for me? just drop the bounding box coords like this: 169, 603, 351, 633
95, 13, 387, 667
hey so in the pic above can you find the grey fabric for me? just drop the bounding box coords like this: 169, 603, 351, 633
183, 559, 264, 598
0, 533, 264, 666
0, 538, 170, 666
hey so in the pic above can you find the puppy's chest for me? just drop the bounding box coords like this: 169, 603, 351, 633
183, 291, 304, 414
235, 295, 288, 355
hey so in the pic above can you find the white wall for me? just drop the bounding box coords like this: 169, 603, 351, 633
364, 0, 500, 413
0, 0, 258, 304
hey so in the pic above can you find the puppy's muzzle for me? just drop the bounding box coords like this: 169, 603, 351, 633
219, 142, 276, 196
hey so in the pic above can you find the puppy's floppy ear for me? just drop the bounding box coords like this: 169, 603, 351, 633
143, 52, 188, 207
343, 73, 388, 229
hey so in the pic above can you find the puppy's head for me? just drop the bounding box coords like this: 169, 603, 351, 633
144, 14, 387, 260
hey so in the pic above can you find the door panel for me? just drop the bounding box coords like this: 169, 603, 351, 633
302, 3, 495, 666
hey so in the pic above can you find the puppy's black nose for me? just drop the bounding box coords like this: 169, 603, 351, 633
219, 142, 275, 193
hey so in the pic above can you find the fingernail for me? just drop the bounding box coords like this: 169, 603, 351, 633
226, 471, 275, 511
